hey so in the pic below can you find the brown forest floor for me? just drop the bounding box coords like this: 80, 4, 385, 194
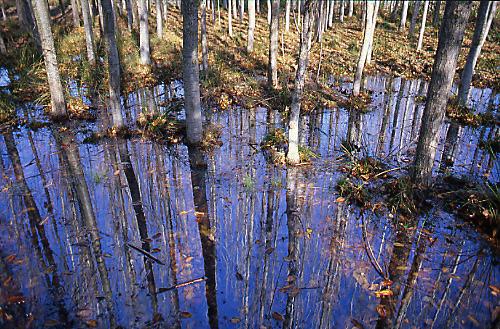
0, 5, 499, 118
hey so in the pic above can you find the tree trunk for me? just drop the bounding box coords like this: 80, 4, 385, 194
156, 0, 163, 38
399, 0, 408, 31
390, 0, 398, 21
162, 0, 168, 21
348, 0, 353, 17
228, 0, 233, 37
267, 0, 271, 24
101, 0, 123, 127
353, 0, 376, 96
201, 0, 209, 71
285, 0, 290, 32
1, 0, 7, 21
239, 0, 243, 21
247, 0, 255, 52
458, 0, 496, 107
432, 0, 440, 27
138, 0, 151, 65
340, 0, 344, 22
416, 0, 428, 50
268, 0, 279, 89
0, 30, 6, 54
287, 0, 316, 164
256, 0, 260, 13
411, 0, 473, 185
183, 0, 203, 144
70, 0, 80, 26
81, 0, 96, 66
232, 0, 237, 19
408, 0, 421, 38
328, 0, 334, 27
16, 0, 41, 49
33, 0, 67, 118
125, 0, 133, 30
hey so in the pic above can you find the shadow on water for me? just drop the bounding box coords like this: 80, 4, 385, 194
0, 74, 498, 328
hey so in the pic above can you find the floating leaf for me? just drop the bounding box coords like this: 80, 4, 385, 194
374, 289, 393, 298
336, 196, 346, 203
265, 247, 275, 255
7, 295, 24, 303
272, 312, 284, 321
85, 320, 98, 327
376, 305, 387, 318
230, 317, 241, 324
180, 311, 192, 318
44, 319, 60, 327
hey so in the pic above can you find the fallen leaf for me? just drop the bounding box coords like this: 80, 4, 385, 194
180, 311, 192, 318
489, 285, 500, 296
336, 196, 346, 203
376, 305, 387, 318
230, 317, 241, 324
76, 309, 92, 318
7, 295, 24, 303
85, 320, 98, 327
272, 312, 284, 321
374, 289, 393, 298
265, 247, 275, 255
44, 319, 60, 327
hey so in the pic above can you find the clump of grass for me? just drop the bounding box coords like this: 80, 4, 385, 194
446, 102, 496, 126
261, 128, 287, 151
338, 91, 372, 113
67, 96, 96, 121
298, 145, 319, 163
479, 136, 500, 156
201, 123, 223, 151
381, 176, 420, 216
337, 176, 369, 206
136, 112, 184, 143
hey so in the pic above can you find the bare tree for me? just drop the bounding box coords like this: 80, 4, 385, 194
348, 0, 353, 17
156, 0, 163, 38
408, 0, 421, 38
125, 0, 133, 30
268, 0, 279, 88
0, 30, 6, 54
432, 0, 441, 27
247, 0, 256, 52
1, 0, 7, 21
416, 0, 429, 50
285, 0, 290, 31
33, 0, 67, 118
352, 0, 378, 96
101, 0, 124, 127
81, 0, 96, 66
287, 0, 316, 164
183, 0, 203, 144
228, 0, 233, 37
201, 0, 209, 71
16, 0, 41, 48
70, 0, 80, 26
399, 0, 408, 31
412, 0, 473, 185
138, 0, 151, 65
458, 0, 496, 107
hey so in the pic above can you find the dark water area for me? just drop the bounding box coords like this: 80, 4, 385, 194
0, 74, 498, 328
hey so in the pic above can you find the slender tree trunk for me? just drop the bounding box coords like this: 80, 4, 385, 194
352, 0, 376, 96
268, 0, 279, 88
125, 0, 133, 30
138, 0, 151, 65
70, 0, 80, 26
239, 0, 243, 21
131, 0, 138, 29
399, 0, 408, 31
81, 0, 96, 66
411, 1, 473, 185
390, 0, 398, 21
432, 0, 440, 27
458, 0, 496, 107
156, 0, 163, 38
1, 0, 7, 21
285, 0, 290, 32
267, 0, 271, 24
201, 0, 209, 72
162, 0, 168, 21
340, 0, 344, 22
183, 0, 203, 144
16, 0, 41, 48
247, 0, 255, 52
348, 0, 353, 17
416, 0, 428, 50
102, 0, 123, 127
0, 30, 6, 54
228, 0, 233, 37
328, 0, 334, 27
33, 0, 67, 118
287, 0, 316, 164
256, 0, 260, 13
232, 0, 237, 19
408, 0, 421, 38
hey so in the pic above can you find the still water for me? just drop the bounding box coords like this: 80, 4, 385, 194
0, 75, 498, 328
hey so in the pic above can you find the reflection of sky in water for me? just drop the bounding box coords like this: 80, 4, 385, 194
0, 67, 10, 87
0, 74, 497, 328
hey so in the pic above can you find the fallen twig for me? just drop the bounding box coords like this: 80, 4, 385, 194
157, 277, 207, 293
127, 243, 165, 265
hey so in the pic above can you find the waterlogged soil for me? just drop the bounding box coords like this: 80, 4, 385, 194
0, 75, 498, 328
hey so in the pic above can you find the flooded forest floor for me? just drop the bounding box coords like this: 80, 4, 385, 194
0, 5, 499, 329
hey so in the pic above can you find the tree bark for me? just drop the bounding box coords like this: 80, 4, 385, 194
183, 0, 203, 144
125, 0, 133, 30
348, 0, 353, 17
365, 1, 379, 65
416, 0, 428, 50
408, 0, 421, 38
0, 30, 6, 54
432, 0, 441, 27
201, 0, 209, 71
267, 0, 271, 24
340, 0, 344, 22
33, 0, 67, 118
70, 0, 80, 26
228, 0, 233, 37
458, 0, 496, 107
81, 0, 96, 66
156, 0, 163, 38
102, 0, 123, 127
352, 0, 376, 96
138, 0, 151, 65
285, 0, 290, 32
247, 0, 255, 52
287, 0, 316, 164
411, 0, 473, 185
399, 0, 408, 31
1, 0, 7, 21
267, 0, 279, 89
16, 0, 41, 49
239, 0, 244, 21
